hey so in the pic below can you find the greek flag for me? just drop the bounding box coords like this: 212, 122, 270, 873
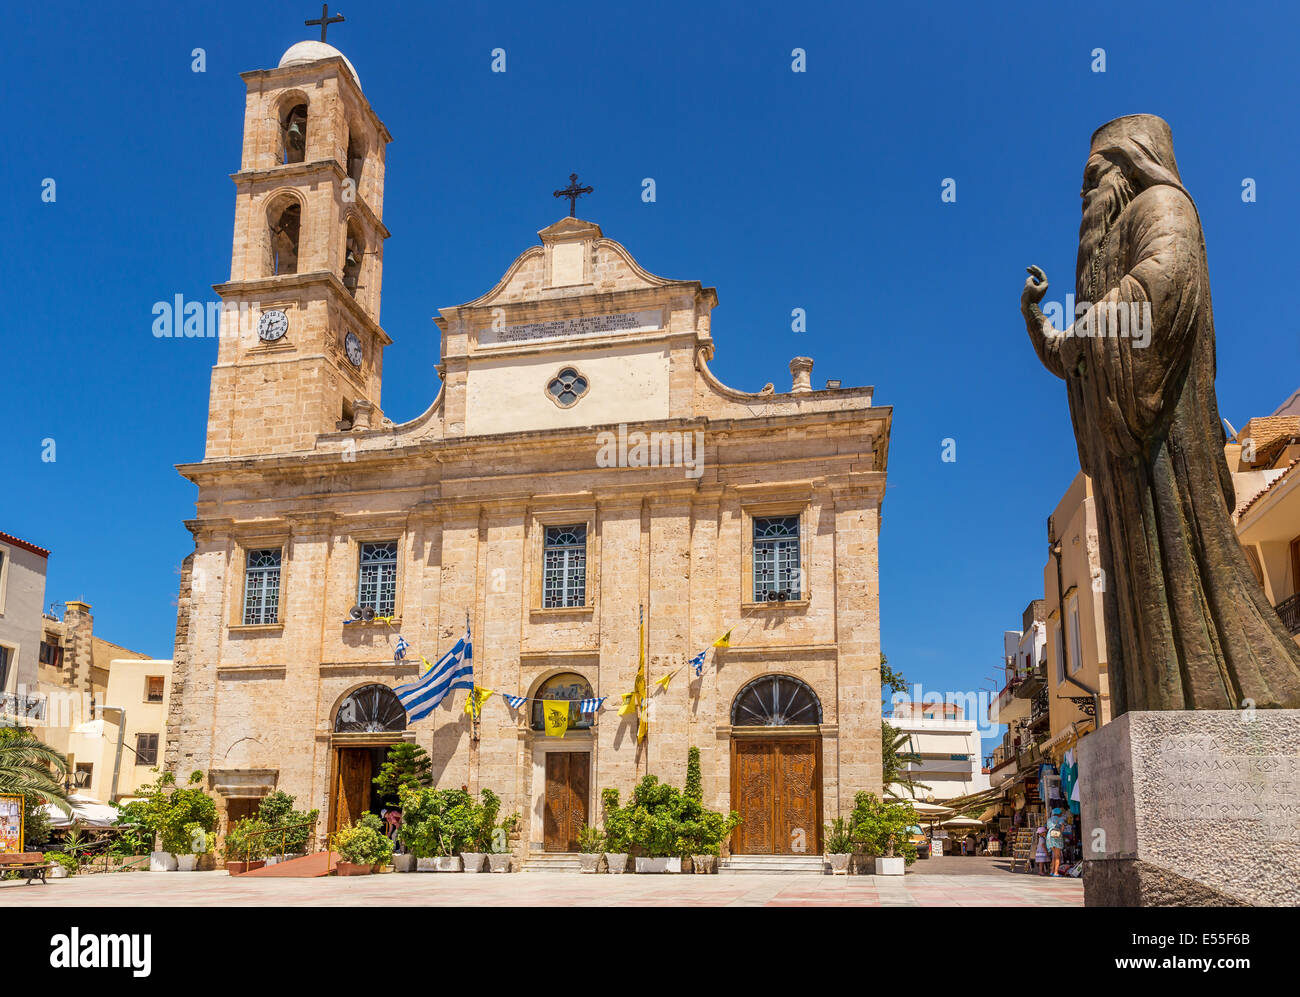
689, 650, 707, 677
394, 627, 472, 723
394, 635, 409, 662
579, 697, 606, 715
501, 693, 528, 710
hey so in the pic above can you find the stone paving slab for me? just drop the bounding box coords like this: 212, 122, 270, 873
2, 870, 1083, 907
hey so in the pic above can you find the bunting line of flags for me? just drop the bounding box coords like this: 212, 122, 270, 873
378, 604, 742, 741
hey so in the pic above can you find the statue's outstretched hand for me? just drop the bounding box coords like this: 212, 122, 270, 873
1021, 265, 1048, 316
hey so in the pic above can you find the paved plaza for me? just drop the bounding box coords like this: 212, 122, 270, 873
3, 866, 1082, 907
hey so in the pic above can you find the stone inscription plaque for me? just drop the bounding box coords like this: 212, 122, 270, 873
478, 309, 662, 347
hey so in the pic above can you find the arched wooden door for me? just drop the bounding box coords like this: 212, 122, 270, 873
730, 675, 823, 855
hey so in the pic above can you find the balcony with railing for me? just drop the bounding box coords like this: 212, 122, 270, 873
0, 690, 48, 723
1276, 592, 1300, 636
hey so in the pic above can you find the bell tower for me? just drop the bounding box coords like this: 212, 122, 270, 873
205, 37, 392, 458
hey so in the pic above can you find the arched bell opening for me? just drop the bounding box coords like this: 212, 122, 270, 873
266, 197, 302, 276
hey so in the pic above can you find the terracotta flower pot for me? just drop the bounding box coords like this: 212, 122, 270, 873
335, 860, 373, 876
226, 860, 266, 876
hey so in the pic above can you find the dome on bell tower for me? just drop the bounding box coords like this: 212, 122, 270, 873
278, 40, 361, 88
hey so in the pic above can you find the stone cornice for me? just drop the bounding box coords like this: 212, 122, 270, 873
229, 159, 390, 238
213, 270, 392, 346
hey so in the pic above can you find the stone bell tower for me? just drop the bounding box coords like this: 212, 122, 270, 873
204, 38, 393, 458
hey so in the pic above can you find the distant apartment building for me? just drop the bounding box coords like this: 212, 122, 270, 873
47, 658, 174, 801
985, 473, 1112, 825
887, 700, 990, 802
1229, 388, 1300, 645
0, 531, 53, 723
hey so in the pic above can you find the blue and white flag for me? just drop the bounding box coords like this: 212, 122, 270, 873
689, 650, 707, 677
578, 697, 606, 715
394, 635, 409, 662
394, 626, 473, 723
501, 693, 528, 710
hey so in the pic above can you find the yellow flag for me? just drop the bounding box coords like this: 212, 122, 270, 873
655, 669, 677, 692
542, 699, 571, 737
463, 687, 493, 718
636, 614, 648, 742
618, 691, 637, 715
713, 628, 733, 648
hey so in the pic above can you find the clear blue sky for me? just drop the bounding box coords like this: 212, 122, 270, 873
4, 2, 1297, 752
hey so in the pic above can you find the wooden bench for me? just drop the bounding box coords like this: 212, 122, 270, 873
0, 852, 54, 885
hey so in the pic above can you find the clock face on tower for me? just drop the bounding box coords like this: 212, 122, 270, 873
257, 309, 289, 342
344, 331, 363, 367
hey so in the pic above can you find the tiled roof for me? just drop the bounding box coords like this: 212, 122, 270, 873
1237, 456, 1300, 520
0, 531, 50, 558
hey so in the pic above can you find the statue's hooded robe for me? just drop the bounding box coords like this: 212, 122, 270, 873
1031, 114, 1300, 713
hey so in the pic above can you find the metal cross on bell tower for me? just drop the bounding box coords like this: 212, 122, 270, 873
305, 3, 345, 42
553, 173, 593, 217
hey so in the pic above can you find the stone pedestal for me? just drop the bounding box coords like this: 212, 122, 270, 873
1077, 710, 1300, 907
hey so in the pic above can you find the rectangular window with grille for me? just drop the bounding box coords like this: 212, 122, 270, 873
542, 525, 587, 608
753, 515, 801, 601
358, 541, 398, 616
242, 548, 282, 625
136, 733, 159, 766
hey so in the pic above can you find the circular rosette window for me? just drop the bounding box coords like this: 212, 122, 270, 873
546, 367, 589, 408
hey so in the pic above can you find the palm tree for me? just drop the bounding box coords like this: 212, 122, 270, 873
0, 728, 72, 815
882, 721, 930, 801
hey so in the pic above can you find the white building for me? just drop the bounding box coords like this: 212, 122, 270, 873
887, 700, 990, 802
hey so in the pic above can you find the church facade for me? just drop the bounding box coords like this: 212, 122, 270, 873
166, 39, 891, 859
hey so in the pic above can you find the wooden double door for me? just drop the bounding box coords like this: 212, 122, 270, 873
731, 737, 822, 854
543, 751, 590, 852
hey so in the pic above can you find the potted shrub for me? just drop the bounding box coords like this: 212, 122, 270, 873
577, 824, 606, 873
398, 786, 475, 872
487, 807, 519, 873
851, 792, 918, 875
334, 817, 393, 876
43, 851, 77, 879
175, 822, 213, 872
462, 788, 503, 873
613, 773, 739, 874
224, 817, 271, 875
257, 790, 319, 862
824, 817, 855, 875
600, 788, 630, 874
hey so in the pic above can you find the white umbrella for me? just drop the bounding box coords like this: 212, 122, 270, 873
42, 794, 119, 828
941, 816, 985, 828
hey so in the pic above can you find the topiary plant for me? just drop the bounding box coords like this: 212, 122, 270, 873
335, 822, 394, 866
850, 791, 920, 865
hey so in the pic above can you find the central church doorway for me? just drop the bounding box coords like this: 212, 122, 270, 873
543, 752, 589, 851
729, 675, 823, 855
329, 684, 409, 834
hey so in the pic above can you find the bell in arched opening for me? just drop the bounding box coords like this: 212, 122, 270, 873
281, 104, 307, 164
268, 202, 301, 276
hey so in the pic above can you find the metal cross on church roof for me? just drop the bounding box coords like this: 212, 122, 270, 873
305, 3, 345, 42
553, 174, 593, 217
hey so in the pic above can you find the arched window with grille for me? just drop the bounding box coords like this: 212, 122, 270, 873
335, 684, 407, 733
730, 674, 822, 727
